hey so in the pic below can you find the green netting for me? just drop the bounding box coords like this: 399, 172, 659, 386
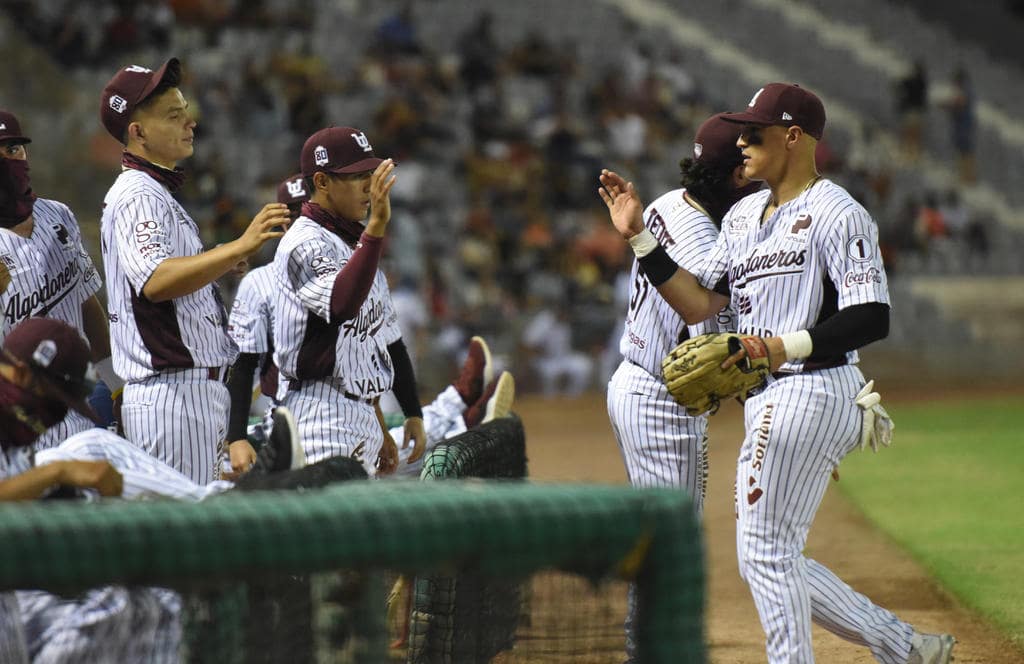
410, 415, 528, 663
0, 482, 703, 663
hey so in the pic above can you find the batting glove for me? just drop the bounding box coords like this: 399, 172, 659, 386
855, 380, 894, 453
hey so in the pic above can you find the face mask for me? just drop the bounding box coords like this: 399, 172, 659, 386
0, 158, 37, 228
0, 377, 68, 450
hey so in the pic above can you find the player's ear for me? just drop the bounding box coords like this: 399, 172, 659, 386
313, 172, 329, 192
126, 121, 145, 144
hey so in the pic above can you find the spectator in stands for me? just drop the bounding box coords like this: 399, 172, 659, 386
457, 11, 501, 93
944, 66, 976, 183
894, 59, 928, 162
914, 192, 949, 254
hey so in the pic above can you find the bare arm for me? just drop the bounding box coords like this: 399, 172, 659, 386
142, 203, 290, 302
598, 169, 728, 324
0, 460, 123, 501
81, 295, 111, 361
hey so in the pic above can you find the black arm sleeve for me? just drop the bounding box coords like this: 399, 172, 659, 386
387, 339, 423, 419
807, 302, 890, 361
226, 352, 261, 442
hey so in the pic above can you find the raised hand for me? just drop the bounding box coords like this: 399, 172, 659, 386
366, 159, 397, 235
239, 203, 290, 256
598, 169, 647, 239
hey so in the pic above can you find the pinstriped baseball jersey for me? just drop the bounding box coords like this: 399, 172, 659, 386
272, 216, 400, 397
619, 188, 735, 375
100, 169, 237, 382
227, 264, 285, 399
702, 179, 889, 371
0, 199, 104, 449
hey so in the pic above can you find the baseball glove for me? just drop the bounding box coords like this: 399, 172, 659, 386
662, 333, 771, 416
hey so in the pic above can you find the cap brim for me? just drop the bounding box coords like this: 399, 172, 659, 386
39, 375, 103, 425
329, 157, 384, 174
138, 57, 182, 106
0, 137, 31, 145
719, 111, 776, 127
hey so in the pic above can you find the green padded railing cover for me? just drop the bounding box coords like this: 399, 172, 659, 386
0, 482, 704, 663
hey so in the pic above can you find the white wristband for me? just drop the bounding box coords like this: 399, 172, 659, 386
627, 228, 659, 258
94, 356, 125, 393
780, 330, 813, 361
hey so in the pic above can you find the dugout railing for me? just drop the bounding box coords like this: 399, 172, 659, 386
0, 479, 703, 663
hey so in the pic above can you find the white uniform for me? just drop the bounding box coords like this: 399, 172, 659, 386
703, 179, 913, 663
607, 189, 733, 515
273, 216, 400, 474
0, 447, 32, 663
3, 429, 225, 664
0, 198, 103, 449
101, 169, 237, 484
228, 264, 285, 414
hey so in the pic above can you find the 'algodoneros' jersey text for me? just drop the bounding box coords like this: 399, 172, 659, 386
101, 169, 237, 381
0, 198, 101, 340
272, 216, 400, 398
699, 179, 889, 372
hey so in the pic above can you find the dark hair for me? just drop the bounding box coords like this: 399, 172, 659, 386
679, 157, 740, 225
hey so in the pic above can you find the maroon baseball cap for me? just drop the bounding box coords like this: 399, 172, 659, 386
0, 111, 31, 145
300, 127, 383, 178
2, 318, 100, 424
100, 58, 182, 144
721, 83, 826, 140
692, 113, 746, 171
276, 173, 310, 205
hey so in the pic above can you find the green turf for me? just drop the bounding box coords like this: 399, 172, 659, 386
836, 397, 1024, 647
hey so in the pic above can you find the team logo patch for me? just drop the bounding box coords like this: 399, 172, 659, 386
108, 95, 128, 114
32, 340, 58, 368
286, 179, 306, 198
351, 131, 372, 152
847, 234, 873, 262
124, 65, 152, 74
790, 213, 812, 234
314, 145, 329, 166
693, 142, 703, 159
781, 112, 793, 121
0, 124, 6, 131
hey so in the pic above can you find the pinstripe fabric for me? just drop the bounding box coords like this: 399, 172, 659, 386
272, 216, 400, 395
0, 449, 30, 661
100, 169, 237, 381
35, 428, 232, 501
701, 180, 889, 372
735, 366, 913, 663
391, 384, 467, 479
0, 198, 104, 451
121, 374, 230, 485
280, 380, 384, 476
228, 264, 287, 398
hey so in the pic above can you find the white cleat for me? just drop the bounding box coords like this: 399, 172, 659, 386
907, 632, 956, 664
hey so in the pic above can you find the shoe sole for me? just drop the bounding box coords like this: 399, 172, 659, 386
482, 372, 515, 423
471, 335, 495, 387
274, 406, 305, 470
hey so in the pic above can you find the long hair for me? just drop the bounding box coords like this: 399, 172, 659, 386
678, 157, 740, 226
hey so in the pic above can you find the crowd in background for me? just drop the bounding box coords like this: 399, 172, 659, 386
2, 0, 1011, 396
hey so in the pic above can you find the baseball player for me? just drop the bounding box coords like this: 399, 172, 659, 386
98, 58, 291, 484
600, 83, 954, 664
607, 113, 759, 511
273, 126, 426, 476
0, 109, 124, 449
0, 317, 310, 662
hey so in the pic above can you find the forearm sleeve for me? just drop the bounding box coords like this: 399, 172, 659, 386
387, 339, 422, 419
807, 302, 890, 360
226, 352, 261, 442
330, 233, 384, 323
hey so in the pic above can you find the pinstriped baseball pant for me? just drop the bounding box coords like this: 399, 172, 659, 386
736, 365, 914, 663
122, 371, 230, 486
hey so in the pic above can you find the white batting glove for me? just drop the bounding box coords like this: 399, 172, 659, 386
854, 380, 894, 453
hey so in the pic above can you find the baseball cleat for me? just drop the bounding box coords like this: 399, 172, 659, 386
252, 406, 305, 474
453, 335, 493, 406
907, 632, 956, 664
482, 371, 515, 424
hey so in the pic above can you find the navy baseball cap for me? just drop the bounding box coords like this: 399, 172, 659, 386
721, 83, 826, 140
300, 127, 383, 178
693, 113, 746, 171
0, 111, 31, 145
277, 173, 310, 205
2, 318, 100, 424
100, 58, 182, 144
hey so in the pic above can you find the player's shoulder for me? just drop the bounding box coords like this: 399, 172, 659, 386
105, 169, 169, 206
807, 179, 872, 224
645, 188, 686, 215
32, 197, 74, 221
238, 263, 276, 291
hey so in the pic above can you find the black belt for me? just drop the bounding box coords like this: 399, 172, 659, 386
287, 379, 378, 405
771, 356, 848, 380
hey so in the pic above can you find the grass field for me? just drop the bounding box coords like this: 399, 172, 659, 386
836, 397, 1024, 647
